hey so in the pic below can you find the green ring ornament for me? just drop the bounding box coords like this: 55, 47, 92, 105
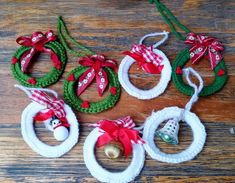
58, 16, 121, 113
172, 49, 228, 96
64, 66, 121, 113
11, 31, 67, 88
149, 0, 228, 96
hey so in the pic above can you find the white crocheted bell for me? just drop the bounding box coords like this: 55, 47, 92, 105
156, 119, 179, 145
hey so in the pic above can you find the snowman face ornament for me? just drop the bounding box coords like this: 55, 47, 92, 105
15, 85, 79, 158
50, 116, 69, 141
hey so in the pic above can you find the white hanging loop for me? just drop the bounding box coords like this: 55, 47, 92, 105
139, 31, 169, 48
14, 84, 58, 98
183, 67, 204, 111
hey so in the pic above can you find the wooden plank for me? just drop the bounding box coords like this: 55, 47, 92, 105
0, 0, 234, 182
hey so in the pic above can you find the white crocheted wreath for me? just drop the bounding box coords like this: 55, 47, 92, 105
83, 128, 145, 183
143, 106, 206, 163
16, 85, 79, 158
142, 67, 207, 163
118, 32, 172, 100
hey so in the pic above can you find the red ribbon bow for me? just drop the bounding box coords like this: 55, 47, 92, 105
93, 116, 144, 157
185, 32, 224, 70
31, 90, 69, 127
16, 30, 61, 73
123, 44, 164, 74
77, 55, 117, 96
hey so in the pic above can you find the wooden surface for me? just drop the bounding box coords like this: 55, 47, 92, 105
0, 0, 235, 182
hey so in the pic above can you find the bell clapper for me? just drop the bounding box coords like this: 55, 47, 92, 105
50, 116, 69, 141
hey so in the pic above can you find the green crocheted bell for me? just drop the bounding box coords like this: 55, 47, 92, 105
11, 30, 67, 87
58, 16, 121, 113
149, 0, 228, 96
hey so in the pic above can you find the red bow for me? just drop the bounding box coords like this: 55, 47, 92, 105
185, 32, 224, 70
93, 116, 144, 157
16, 30, 61, 73
30, 90, 69, 127
123, 44, 164, 74
77, 55, 117, 96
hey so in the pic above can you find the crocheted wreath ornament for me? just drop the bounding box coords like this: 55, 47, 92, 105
149, 0, 228, 96
63, 55, 120, 113
58, 16, 120, 113
143, 67, 206, 163
15, 85, 79, 158
118, 32, 172, 100
11, 30, 67, 87
84, 116, 145, 183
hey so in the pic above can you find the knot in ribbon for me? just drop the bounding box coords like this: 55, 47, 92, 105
16, 30, 61, 73
31, 90, 69, 127
123, 44, 164, 74
185, 32, 224, 70
77, 55, 117, 96
93, 116, 144, 157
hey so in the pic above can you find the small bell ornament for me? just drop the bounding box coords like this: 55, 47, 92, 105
156, 119, 179, 145
104, 140, 123, 159
50, 116, 69, 141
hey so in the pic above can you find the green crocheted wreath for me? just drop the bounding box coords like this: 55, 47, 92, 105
58, 16, 121, 113
11, 38, 66, 88
150, 0, 228, 96
172, 49, 228, 96
64, 66, 120, 113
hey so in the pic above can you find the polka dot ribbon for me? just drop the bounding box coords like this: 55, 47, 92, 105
77, 55, 117, 96
123, 44, 164, 74
16, 30, 61, 72
91, 116, 145, 157
185, 32, 224, 70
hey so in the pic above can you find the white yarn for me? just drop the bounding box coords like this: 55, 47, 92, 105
83, 128, 145, 183
143, 107, 206, 163
16, 85, 79, 158
143, 67, 206, 163
118, 31, 172, 100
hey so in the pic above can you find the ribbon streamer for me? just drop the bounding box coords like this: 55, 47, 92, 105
16, 30, 61, 72
93, 116, 144, 157
77, 55, 116, 96
185, 32, 224, 70
123, 44, 164, 74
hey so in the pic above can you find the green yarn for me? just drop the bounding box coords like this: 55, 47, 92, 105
172, 49, 228, 96
64, 67, 120, 113
11, 41, 67, 87
57, 16, 95, 57
150, 0, 228, 96
58, 16, 121, 113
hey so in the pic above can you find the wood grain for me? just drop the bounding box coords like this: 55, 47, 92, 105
0, 0, 234, 182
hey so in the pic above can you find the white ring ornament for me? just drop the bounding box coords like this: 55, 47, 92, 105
118, 31, 172, 100
143, 106, 206, 163
83, 128, 145, 183
16, 85, 79, 158
142, 67, 207, 163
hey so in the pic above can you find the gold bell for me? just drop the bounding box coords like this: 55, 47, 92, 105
156, 119, 179, 145
104, 141, 123, 159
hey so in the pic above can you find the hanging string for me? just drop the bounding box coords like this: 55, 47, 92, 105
14, 84, 58, 98
139, 31, 169, 48
149, 0, 191, 41
57, 16, 95, 57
